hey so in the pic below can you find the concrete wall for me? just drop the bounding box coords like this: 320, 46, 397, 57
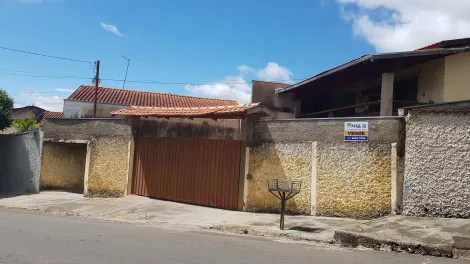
251, 80, 299, 118
41, 118, 132, 197
40, 142, 86, 192
444, 52, 470, 102
0, 130, 42, 194
246, 117, 403, 218
403, 110, 470, 218
139, 117, 241, 140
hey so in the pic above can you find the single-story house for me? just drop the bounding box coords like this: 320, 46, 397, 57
40, 85, 271, 210
11, 105, 46, 121
63, 85, 238, 118
253, 37, 470, 118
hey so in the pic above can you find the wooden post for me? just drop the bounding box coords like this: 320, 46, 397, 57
93, 60, 100, 118
280, 192, 286, 230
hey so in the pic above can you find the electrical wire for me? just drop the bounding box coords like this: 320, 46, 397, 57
0, 71, 307, 85
0, 46, 93, 64
0, 72, 92, 80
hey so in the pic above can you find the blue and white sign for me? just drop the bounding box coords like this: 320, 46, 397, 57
344, 122, 369, 142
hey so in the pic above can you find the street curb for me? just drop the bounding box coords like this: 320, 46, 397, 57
203, 225, 335, 244
333, 231, 454, 258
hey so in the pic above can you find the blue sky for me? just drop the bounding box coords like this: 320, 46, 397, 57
1, 0, 469, 111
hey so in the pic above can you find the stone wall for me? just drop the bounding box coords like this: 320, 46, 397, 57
316, 142, 391, 218
247, 117, 403, 218
403, 110, 470, 218
247, 142, 312, 214
41, 118, 132, 197
87, 137, 130, 197
0, 130, 42, 194
41, 142, 86, 192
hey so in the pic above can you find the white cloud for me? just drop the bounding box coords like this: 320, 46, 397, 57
185, 62, 294, 104
337, 0, 470, 52
100, 22, 124, 37
257, 62, 294, 84
55, 88, 75, 93
237, 65, 255, 75
185, 76, 251, 104
18, 92, 64, 112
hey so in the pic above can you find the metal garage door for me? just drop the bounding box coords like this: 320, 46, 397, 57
132, 137, 242, 210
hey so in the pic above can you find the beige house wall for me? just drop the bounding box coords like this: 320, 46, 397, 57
444, 52, 470, 102
397, 58, 445, 104
41, 142, 87, 192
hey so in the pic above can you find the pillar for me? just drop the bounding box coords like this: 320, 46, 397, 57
380, 72, 394, 116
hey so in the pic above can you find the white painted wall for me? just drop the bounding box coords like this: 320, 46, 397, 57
63, 100, 128, 118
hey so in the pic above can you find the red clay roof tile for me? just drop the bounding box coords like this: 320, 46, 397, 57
110, 103, 264, 119
39, 111, 64, 125
67, 85, 238, 107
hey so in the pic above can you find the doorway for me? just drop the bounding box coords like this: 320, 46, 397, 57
40, 141, 88, 193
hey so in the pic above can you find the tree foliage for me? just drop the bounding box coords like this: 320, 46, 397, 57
0, 89, 14, 130
14, 117, 39, 134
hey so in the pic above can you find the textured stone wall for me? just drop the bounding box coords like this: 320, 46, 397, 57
87, 138, 130, 197
403, 111, 470, 218
42, 118, 132, 197
0, 130, 42, 194
247, 142, 312, 214
40, 142, 86, 192
246, 117, 402, 218
316, 142, 391, 219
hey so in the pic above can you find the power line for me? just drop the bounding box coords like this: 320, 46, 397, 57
0, 46, 93, 64
0, 69, 308, 85
0, 72, 92, 80
102, 77, 308, 85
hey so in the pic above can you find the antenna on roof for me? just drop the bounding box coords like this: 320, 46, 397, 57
122, 56, 130, 90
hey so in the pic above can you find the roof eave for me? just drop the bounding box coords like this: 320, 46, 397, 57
275, 55, 373, 94
276, 46, 470, 95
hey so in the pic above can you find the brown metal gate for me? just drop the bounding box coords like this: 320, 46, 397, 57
132, 137, 242, 210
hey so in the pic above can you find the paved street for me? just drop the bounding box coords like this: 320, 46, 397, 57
0, 210, 466, 264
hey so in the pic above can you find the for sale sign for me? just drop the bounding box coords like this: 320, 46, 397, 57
344, 122, 368, 141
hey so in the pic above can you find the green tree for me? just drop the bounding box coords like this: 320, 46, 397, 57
0, 89, 14, 130
14, 117, 39, 133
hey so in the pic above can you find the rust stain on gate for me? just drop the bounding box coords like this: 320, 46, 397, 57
132, 137, 242, 210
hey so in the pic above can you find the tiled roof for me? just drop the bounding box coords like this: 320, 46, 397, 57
44, 111, 64, 118
110, 103, 268, 119
417, 38, 470, 51
38, 111, 64, 125
67, 85, 238, 107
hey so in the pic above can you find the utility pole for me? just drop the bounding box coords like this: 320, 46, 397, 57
93, 60, 100, 118
122, 56, 130, 89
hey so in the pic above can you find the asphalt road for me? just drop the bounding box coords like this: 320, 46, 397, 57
0, 210, 465, 264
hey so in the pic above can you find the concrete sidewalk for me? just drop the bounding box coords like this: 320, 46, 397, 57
1, 192, 470, 259
0, 192, 362, 243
